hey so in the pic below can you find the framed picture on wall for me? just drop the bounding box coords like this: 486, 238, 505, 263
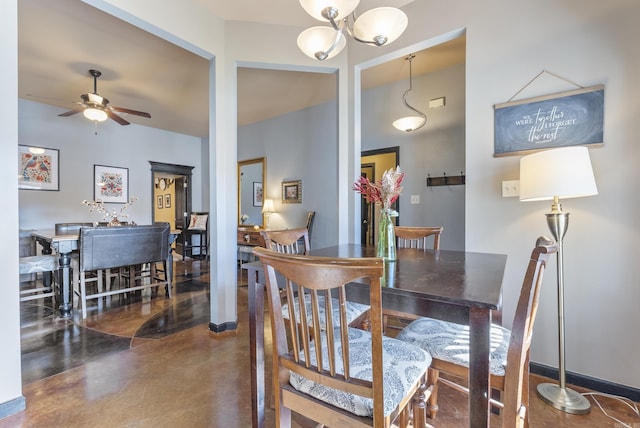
253, 182, 263, 206
94, 164, 129, 203
165, 194, 171, 208
282, 180, 302, 204
157, 195, 163, 209
18, 145, 60, 191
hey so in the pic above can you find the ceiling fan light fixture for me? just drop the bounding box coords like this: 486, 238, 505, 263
299, 0, 360, 22
297, 26, 346, 60
83, 107, 108, 122
352, 7, 408, 46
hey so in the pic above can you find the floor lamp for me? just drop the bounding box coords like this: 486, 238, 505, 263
519, 146, 597, 414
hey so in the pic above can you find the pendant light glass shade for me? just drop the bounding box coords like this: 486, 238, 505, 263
392, 116, 426, 132
353, 7, 408, 46
299, 0, 360, 22
83, 108, 108, 122
297, 26, 346, 60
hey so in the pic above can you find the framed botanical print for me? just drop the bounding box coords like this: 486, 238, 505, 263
282, 180, 302, 204
18, 145, 59, 191
253, 182, 263, 207
94, 164, 129, 203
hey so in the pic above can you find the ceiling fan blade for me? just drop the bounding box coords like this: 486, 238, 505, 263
58, 107, 85, 117
106, 110, 130, 126
111, 106, 151, 118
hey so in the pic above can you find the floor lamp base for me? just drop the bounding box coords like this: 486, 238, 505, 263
537, 383, 591, 414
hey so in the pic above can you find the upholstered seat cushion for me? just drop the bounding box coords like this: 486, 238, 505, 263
289, 327, 431, 417
19, 255, 57, 274
396, 317, 510, 376
282, 294, 370, 329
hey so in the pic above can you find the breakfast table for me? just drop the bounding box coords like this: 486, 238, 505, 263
243, 244, 507, 428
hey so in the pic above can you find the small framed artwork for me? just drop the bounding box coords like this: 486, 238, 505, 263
282, 180, 302, 204
94, 165, 129, 203
165, 194, 171, 208
157, 195, 163, 209
253, 182, 263, 207
18, 145, 60, 191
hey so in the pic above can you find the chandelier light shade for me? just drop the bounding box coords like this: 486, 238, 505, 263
297, 26, 347, 60
392, 54, 426, 132
519, 146, 596, 415
83, 108, 108, 122
297, 0, 407, 60
299, 0, 360, 21
352, 7, 408, 46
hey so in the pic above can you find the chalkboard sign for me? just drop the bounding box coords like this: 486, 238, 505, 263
494, 85, 604, 157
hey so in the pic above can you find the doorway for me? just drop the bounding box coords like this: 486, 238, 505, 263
360, 147, 400, 246
149, 161, 194, 254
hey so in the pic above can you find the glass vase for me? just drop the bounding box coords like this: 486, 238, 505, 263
377, 208, 397, 261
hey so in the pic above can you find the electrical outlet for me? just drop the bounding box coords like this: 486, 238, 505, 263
410, 195, 420, 204
502, 180, 520, 197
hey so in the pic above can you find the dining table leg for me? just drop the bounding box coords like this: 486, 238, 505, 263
468, 307, 491, 428
57, 250, 73, 318
248, 266, 265, 428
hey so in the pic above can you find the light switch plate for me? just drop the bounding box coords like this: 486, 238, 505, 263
502, 180, 520, 197
410, 195, 420, 204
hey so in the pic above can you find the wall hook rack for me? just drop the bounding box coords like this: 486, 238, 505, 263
427, 171, 466, 187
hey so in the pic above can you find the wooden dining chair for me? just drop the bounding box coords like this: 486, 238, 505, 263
394, 226, 443, 250
396, 237, 557, 427
261, 227, 310, 255
261, 228, 370, 331
253, 247, 433, 428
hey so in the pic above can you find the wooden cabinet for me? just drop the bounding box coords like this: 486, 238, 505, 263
237, 228, 265, 247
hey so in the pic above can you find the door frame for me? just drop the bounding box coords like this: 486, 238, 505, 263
360, 147, 400, 245
149, 161, 194, 226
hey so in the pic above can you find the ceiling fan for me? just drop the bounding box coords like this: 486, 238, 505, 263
58, 69, 151, 125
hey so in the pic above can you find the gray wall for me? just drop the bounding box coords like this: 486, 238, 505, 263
362, 64, 466, 250
239, 100, 339, 251
18, 100, 205, 229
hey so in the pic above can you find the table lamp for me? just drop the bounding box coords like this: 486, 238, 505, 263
262, 199, 275, 230
519, 146, 597, 414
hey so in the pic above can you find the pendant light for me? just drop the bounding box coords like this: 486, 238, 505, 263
392, 54, 426, 132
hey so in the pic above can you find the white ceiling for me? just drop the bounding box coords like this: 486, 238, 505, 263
18, 0, 464, 138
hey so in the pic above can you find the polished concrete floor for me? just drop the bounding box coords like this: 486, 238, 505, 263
3, 257, 639, 427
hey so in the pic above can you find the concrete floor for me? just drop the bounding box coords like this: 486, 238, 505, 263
4, 258, 638, 427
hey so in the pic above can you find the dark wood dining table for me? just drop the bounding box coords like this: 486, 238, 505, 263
244, 244, 507, 428
31, 228, 181, 318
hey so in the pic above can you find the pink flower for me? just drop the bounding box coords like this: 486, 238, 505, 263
353, 166, 404, 210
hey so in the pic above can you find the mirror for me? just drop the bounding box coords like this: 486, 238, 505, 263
238, 157, 266, 227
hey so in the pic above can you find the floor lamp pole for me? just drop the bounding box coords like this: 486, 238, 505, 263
536, 205, 591, 414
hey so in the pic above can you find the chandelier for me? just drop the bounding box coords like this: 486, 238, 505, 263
297, 0, 408, 61
392, 54, 426, 132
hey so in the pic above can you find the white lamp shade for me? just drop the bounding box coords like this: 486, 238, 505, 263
299, 0, 360, 21
83, 108, 108, 122
353, 7, 408, 45
392, 115, 425, 132
297, 26, 346, 60
262, 199, 275, 214
519, 146, 598, 201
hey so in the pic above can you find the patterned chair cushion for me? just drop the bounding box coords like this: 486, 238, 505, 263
282, 294, 370, 329
19, 255, 58, 274
289, 327, 431, 417
396, 317, 509, 376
